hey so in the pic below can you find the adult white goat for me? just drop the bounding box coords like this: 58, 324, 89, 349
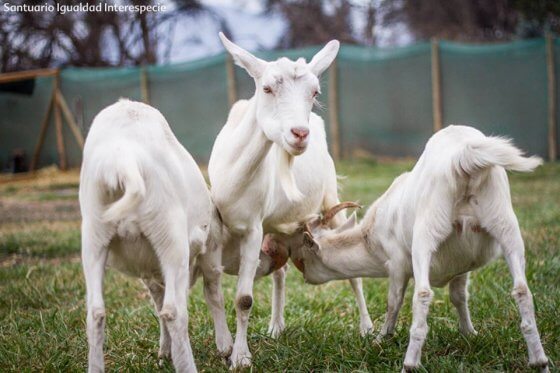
208, 33, 372, 368
80, 99, 223, 372
288, 125, 549, 371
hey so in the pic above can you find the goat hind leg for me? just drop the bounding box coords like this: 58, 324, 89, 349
495, 224, 548, 370
449, 272, 477, 336
144, 279, 172, 364
82, 221, 110, 373
157, 239, 197, 373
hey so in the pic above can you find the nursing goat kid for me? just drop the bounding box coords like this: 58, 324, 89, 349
80, 100, 222, 372
288, 125, 549, 371
208, 33, 372, 368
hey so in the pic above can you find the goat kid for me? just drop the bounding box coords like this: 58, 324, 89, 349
208, 33, 372, 368
80, 99, 225, 372
287, 125, 549, 372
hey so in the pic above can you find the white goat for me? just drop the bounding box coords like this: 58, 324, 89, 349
288, 125, 549, 371
80, 99, 223, 372
208, 33, 373, 368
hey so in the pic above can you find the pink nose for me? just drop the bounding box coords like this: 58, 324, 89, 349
291, 127, 309, 141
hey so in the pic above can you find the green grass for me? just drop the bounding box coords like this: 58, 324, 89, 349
0, 161, 559, 372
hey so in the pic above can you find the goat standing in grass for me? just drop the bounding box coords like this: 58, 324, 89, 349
80, 99, 223, 372
287, 125, 549, 372
208, 33, 373, 368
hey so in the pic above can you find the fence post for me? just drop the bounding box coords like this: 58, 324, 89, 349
546, 33, 557, 161
328, 60, 341, 161
140, 66, 150, 104
226, 55, 237, 108
431, 38, 443, 133
30, 83, 55, 171
53, 70, 67, 170
56, 90, 84, 149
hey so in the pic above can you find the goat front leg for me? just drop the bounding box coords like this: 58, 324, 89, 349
348, 278, 374, 336
143, 279, 172, 365
449, 273, 477, 336
82, 222, 110, 373
230, 226, 263, 369
378, 273, 409, 340
268, 265, 287, 338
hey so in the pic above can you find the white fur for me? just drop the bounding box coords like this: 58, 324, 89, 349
80, 99, 229, 372
292, 125, 549, 372
209, 34, 371, 368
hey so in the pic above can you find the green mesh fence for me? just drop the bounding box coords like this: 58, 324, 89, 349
0, 37, 558, 171
338, 43, 433, 157
440, 39, 548, 157
147, 55, 229, 162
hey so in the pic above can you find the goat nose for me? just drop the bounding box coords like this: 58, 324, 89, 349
291, 126, 309, 141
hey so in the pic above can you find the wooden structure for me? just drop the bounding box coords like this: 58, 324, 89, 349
0, 68, 85, 171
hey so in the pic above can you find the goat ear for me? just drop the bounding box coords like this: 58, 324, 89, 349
219, 32, 266, 79
335, 212, 357, 233
308, 40, 340, 76
303, 231, 315, 248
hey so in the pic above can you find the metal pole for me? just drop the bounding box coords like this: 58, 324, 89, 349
431, 38, 443, 133
328, 60, 341, 160
546, 33, 557, 161
53, 71, 67, 170
226, 55, 238, 108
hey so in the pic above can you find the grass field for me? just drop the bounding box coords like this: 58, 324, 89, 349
0, 160, 559, 372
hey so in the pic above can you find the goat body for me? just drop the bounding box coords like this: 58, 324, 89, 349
208, 33, 372, 368
80, 99, 219, 373
292, 125, 549, 371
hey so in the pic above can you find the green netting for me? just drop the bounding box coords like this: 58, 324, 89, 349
555, 39, 560, 154
148, 55, 229, 162
338, 43, 433, 157
0, 76, 56, 169
0, 38, 557, 171
440, 39, 548, 157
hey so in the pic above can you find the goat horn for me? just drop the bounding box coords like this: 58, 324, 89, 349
321, 201, 362, 225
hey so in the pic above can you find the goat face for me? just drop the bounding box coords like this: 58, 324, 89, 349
218, 32, 339, 156
282, 206, 359, 284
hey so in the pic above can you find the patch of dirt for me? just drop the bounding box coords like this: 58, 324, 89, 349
0, 199, 80, 224
0, 253, 81, 268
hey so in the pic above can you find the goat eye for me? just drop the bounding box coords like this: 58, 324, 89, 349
263, 86, 272, 94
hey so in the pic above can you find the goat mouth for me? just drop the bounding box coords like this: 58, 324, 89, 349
283, 139, 308, 155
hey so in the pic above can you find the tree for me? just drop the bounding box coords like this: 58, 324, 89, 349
381, 0, 560, 42
0, 0, 205, 72
266, 0, 358, 48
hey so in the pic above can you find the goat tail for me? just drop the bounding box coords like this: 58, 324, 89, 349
102, 155, 146, 224
455, 136, 543, 175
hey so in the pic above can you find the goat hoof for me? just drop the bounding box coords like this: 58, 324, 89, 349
360, 322, 374, 337
403, 362, 421, 372
375, 332, 393, 343
268, 322, 285, 339
218, 344, 233, 358
157, 349, 171, 368
229, 350, 252, 370
529, 357, 549, 372
460, 326, 478, 336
